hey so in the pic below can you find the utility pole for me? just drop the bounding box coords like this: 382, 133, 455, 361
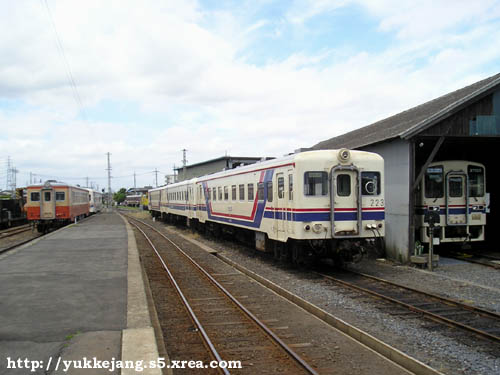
6, 156, 12, 190
106, 152, 112, 208
86, 176, 89, 188
182, 149, 188, 181
11, 167, 18, 197
154, 168, 158, 187
173, 164, 177, 183
134, 171, 136, 189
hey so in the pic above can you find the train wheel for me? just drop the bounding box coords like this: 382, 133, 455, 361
291, 241, 304, 267
273, 242, 280, 261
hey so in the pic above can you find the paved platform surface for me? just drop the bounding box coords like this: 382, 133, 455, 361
0, 211, 160, 375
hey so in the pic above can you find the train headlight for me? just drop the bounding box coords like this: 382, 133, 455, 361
304, 224, 311, 231
338, 148, 351, 163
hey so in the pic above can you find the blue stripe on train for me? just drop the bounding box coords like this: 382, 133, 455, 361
264, 211, 385, 221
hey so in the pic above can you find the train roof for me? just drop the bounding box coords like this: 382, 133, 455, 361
149, 149, 382, 192
26, 180, 88, 190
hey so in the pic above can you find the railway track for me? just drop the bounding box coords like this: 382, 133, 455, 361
316, 268, 500, 343
443, 251, 500, 269
124, 215, 319, 375
0, 225, 41, 255
0, 224, 31, 238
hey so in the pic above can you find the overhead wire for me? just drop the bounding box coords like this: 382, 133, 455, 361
40, 0, 87, 121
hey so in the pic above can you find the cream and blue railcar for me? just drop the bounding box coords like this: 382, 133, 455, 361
416, 161, 487, 245
150, 149, 385, 263
85, 188, 103, 214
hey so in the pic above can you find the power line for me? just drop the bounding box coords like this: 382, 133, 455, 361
41, 0, 87, 120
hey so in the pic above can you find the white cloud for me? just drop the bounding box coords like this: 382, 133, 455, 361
1, 0, 500, 189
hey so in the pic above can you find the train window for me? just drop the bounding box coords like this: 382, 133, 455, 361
239, 184, 245, 201
289, 175, 293, 200
213, 188, 217, 201
449, 177, 463, 197
337, 175, 351, 197
31, 192, 40, 201
468, 166, 485, 197
232, 185, 237, 201
304, 172, 328, 196
207, 188, 211, 201
278, 177, 284, 199
257, 183, 264, 201
218, 187, 222, 200
361, 172, 380, 195
224, 186, 229, 200
425, 166, 444, 198
44, 192, 51, 201
248, 183, 254, 201
267, 181, 273, 202
56, 192, 66, 201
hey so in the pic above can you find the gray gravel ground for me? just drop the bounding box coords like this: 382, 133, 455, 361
172, 228, 500, 375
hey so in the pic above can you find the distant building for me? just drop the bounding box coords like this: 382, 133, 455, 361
164, 174, 176, 185
175, 155, 274, 182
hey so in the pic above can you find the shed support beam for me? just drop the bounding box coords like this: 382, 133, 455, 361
411, 136, 445, 192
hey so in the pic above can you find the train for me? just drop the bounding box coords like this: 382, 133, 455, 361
0, 190, 26, 228
149, 149, 385, 265
124, 194, 142, 207
86, 188, 103, 214
25, 180, 101, 233
416, 160, 487, 246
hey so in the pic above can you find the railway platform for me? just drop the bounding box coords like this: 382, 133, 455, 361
0, 211, 161, 375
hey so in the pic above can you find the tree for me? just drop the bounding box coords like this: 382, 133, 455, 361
113, 188, 127, 204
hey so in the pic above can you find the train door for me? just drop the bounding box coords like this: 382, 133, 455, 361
446, 172, 468, 226
331, 167, 360, 236
41, 188, 55, 220
275, 172, 286, 240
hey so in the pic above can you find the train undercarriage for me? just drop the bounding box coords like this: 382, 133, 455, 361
151, 210, 384, 267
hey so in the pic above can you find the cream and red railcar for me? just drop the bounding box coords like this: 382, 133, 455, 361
149, 149, 385, 264
26, 180, 90, 233
416, 161, 487, 245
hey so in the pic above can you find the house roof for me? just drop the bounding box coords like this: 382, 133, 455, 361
312, 72, 500, 150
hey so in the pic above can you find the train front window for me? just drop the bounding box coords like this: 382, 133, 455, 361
449, 177, 463, 197
468, 166, 485, 197
304, 172, 328, 196
56, 192, 65, 201
31, 192, 40, 201
337, 174, 351, 197
361, 172, 380, 195
425, 166, 443, 198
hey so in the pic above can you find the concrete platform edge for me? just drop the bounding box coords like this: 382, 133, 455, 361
120, 216, 162, 375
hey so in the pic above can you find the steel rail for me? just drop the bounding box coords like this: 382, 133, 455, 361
0, 226, 31, 238
126, 215, 319, 375
445, 254, 500, 269
128, 220, 231, 375
317, 270, 500, 342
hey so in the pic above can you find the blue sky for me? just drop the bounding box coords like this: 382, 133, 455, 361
1, 0, 500, 190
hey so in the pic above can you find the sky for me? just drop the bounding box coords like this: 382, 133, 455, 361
1, 0, 500, 191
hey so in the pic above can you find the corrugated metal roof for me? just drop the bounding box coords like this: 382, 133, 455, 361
312, 72, 500, 150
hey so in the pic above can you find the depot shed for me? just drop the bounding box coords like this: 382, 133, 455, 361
313, 72, 500, 262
